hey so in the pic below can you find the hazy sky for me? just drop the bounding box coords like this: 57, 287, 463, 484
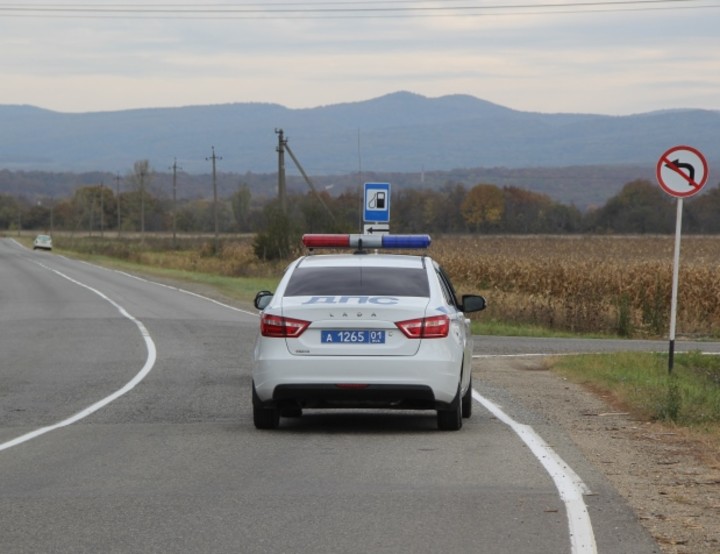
2, 1, 718, 115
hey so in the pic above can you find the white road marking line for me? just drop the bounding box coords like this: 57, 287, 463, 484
115, 269, 258, 317
475, 351, 720, 359
76, 260, 258, 318
473, 352, 581, 358
0, 262, 157, 452
472, 389, 597, 554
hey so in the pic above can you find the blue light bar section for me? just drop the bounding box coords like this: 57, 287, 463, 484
381, 234, 431, 249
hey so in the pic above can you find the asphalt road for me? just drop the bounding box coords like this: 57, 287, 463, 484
2, 238, 698, 553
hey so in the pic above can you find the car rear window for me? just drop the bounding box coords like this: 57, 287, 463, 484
284, 267, 430, 297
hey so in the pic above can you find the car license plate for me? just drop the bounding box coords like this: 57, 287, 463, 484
321, 330, 385, 344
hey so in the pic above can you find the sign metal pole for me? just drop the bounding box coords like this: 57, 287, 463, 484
668, 197, 683, 374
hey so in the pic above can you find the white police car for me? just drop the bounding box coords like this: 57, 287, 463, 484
252, 234, 486, 431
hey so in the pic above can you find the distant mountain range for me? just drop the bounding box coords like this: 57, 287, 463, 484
2, 91, 718, 175
1, 92, 718, 209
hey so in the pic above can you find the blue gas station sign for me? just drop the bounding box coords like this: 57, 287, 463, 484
363, 182, 390, 223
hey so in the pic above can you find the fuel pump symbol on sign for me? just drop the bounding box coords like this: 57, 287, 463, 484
369, 191, 386, 209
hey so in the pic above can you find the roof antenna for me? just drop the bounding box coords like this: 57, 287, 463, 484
354, 237, 368, 255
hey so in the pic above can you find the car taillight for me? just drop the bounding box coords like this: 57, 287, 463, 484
260, 314, 310, 338
395, 315, 450, 339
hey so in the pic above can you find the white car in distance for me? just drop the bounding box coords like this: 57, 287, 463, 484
33, 234, 53, 251
252, 233, 486, 431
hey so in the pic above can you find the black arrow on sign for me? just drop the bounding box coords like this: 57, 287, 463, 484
665, 158, 695, 183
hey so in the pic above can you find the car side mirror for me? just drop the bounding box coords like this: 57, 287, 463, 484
461, 294, 486, 313
254, 290, 274, 310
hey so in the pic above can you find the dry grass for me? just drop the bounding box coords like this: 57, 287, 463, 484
431, 235, 720, 338
49, 233, 720, 338
137, 240, 272, 278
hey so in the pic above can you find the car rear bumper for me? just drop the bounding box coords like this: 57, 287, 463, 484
266, 383, 443, 411
253, 352, 462, 407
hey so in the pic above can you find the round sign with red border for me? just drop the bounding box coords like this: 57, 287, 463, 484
656, 145, 708, 198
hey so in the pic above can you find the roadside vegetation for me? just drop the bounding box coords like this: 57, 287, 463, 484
552, 352, 720, 448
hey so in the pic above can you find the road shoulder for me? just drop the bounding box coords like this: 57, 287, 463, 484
476, 357, 720, 554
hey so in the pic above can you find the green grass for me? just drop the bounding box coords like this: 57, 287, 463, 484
551, 351, 720, 427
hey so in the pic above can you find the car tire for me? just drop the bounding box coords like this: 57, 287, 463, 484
252, 381, 280, 430
253, 406, 280, 429
437, 385, 463, 431
461, 375, 473, 419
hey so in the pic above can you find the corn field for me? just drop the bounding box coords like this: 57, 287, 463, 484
54, 233, 720, 338
431, 235, 720, 338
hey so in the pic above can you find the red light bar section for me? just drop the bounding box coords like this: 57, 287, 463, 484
302, 234, 350, 248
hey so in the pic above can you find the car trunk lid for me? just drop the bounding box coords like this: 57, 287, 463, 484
281, 296, 429, 356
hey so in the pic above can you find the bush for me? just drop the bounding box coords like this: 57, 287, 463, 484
253, 210, 300, 261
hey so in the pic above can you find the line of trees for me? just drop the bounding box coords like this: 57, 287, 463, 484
2, 163, 719, 239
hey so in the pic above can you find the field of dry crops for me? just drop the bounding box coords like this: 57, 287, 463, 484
52, 233, 720, 338
202, 234, 720, 338
431, 235, 720, 338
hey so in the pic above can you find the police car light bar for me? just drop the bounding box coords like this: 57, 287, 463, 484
302, 234, 431, 250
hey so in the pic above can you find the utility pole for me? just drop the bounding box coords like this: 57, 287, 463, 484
169, 158, 182, 245
139, 167, 146, 241
89, 192, 94, 237
276, 129, 287, 214
115, 172, 121, 235
357, 128, 363, 232
206, 146, 222, 250
99, 182, 105, 238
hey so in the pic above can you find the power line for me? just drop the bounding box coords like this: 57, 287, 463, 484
0, 0, 716, 19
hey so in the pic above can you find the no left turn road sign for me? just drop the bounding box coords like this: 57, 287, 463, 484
656, 145, 708, 198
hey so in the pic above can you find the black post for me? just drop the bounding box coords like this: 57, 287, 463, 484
669, 339, 675, 374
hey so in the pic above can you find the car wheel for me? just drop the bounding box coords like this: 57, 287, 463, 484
437, 385, 463, 431
461, 375, 473, 419
254, 406, 280, 429
252, 381, 279, 430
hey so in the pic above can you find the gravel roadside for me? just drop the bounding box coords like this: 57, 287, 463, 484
477, 357, 720, 554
